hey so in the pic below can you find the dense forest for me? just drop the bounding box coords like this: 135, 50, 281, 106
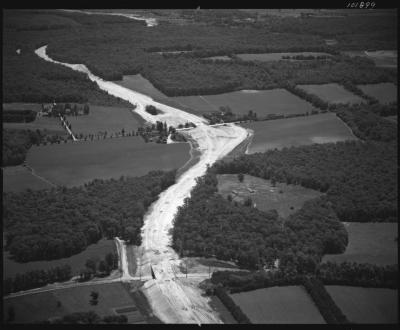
3, 9, 396, 102
37, 312, 128, 324
3, 110, 37, 123
172, 170, 347, 270
215, 141, 397, 222
3, 170, 176, 262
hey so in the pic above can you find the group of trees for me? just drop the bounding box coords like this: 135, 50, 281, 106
79, 252, 119, 281
145, 104, 161, 115
3, 170, 177, 262
214, 140, 397, 222
3, 264, 72, 296
172, 170, 348, 270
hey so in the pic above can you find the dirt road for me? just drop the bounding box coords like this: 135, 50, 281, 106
36, 45, 249, 324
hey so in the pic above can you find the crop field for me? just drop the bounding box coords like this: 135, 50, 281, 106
230, 286, 325, 324
114, 74, 168, 101
26, 136, 190, 187
357, 83, 397, 104
217, 174, 323, 218
172, 89, 316, 117
3, 282, 147, 324
3, 116, 66, 134
322, 223, 398, 266
297, 83, 366, 104
2, 166, 53, 192
3, 238, 116, 279
325, 286, 398, 324
66, 105, 143, 136
241, 112, 357, 154
236, 52, 332, 62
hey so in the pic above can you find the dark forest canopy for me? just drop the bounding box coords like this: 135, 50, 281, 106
172, 170, 348, 270
3, 170, 176, 262
215, 140, 397, 222
2, 9, 397, 102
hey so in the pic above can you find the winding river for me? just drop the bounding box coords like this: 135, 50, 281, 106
35, 45, 249, 324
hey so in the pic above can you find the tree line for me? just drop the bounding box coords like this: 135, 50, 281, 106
38, 311, 128, 324
3, 264, 72, 296
214, 140, 397, 222
3, 170, 177, 262
3, 110, 37, 123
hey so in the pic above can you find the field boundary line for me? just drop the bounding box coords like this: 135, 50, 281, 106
25, 165, 58, 188
199, 95, 219, 112
333, 113, 361, 142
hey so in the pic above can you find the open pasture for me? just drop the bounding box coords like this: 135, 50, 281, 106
236, 52, 332, 62
343, 50, 397, 68
3, 282, 147, 324
2, 166, 53, 192
66, 105, 143, 136
172, 89, 316, 117
297, 83, 366, 104
3, 116, 66, 134
230, 286, 325, 324
357, 83, 397, 104
241, 112, 357, 154
3, 238, 116, 279
26, 136, 190, 187
325, 286, 398, 324
217, 174, 323, 218
322, 222, 398, 266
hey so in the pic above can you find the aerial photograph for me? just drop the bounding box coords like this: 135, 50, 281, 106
2, 6, 398, 325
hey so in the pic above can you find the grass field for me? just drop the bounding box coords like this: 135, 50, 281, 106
325, 286, 398, 324
172, 89, 316, 117
357, 83, 397, 104
114, 74, 168, 100
241, 112, 357, 154
66, 105, 143, 136
3, 103, 43, 112
322, 222, 398, 266
230, 286, 325, 324
217, 174, 323, 218
2, 166, 53, 192
3, 238, 116, 279
385, 115, 397, 123
3, 282, 147, 324
297, 83, 366, 104
26, 136, 190, 187
236, 52, 332, 62
3, 116, 66, 133
203, 56, 232, 61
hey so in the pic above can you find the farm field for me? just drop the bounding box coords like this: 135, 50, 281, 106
357, 83, 397, 104
2, 166, 53, 192
171, 89, 316, 117
241, 112, 357, 154
230, 286, 325, 324
325, 286, 398, 324
297, 83, 366, 104
236, 52, 332, 62
114, 74, 168, 101
322, 222, 398, 266
3, 238, 116, 279
3, 116, 66, 134
66, 105, 143, 136
3, 103, 43, 112
26, 136, 190, 187
3, 282, 147, 324
217, 174, 323, 218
